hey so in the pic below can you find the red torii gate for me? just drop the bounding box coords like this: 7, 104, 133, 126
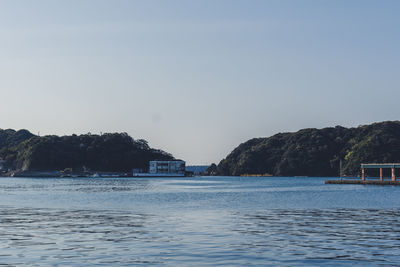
361, 163, 400, 182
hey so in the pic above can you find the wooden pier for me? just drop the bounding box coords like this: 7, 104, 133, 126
325, 163, 400, 185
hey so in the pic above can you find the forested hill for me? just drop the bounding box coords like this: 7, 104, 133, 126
0, 129, 35, 150
0, 130, 173, 172
217, 121, 400, 177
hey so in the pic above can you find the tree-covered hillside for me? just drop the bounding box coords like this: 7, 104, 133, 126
0, 129, 35, 150
217, 121, 400, 177
0, 131, 173, 172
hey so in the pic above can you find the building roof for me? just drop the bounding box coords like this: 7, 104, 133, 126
150, 160, 185, 163
361, 163, 400, 169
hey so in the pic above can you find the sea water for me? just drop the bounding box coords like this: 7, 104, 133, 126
0, 176, 399, 266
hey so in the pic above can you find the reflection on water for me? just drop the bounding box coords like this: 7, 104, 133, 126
0, 177, 399, 266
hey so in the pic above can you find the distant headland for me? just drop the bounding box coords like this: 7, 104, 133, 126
213, 121, 400, 177
0, 130, 173, 177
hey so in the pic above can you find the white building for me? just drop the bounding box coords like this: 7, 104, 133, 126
149, 160, 185, 175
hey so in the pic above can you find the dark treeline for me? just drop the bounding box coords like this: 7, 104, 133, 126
216, 121, 400, 177
2, 121, 400, 176
0, 130, 173, 172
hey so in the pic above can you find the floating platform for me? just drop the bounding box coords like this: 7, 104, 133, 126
325, 179, 400, 185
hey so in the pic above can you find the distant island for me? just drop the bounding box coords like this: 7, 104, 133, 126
0, 130, 173, 177
213, 121, 400, 177
1, 121, 399, 178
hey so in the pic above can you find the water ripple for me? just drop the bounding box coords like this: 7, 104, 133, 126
0, 177, 400, 266
232, 209, 400, 266
0, 207, 399, 266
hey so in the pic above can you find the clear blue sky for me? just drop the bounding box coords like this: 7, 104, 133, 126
0, 0, 399, 164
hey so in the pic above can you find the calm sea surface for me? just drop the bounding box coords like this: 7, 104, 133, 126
0, 176, 400, 266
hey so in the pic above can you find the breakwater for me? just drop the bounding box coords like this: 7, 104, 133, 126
325, 179, 400, 185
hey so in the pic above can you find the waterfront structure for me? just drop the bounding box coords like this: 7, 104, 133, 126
149, 160, 185, 175
325, 163, 400, 185
361, 163, 400, 181
133, 160, 186, 177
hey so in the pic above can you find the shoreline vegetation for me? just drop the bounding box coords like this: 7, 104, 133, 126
0, 131, 173, 177
0, 121, 399, 178
213, 121, 400, 177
